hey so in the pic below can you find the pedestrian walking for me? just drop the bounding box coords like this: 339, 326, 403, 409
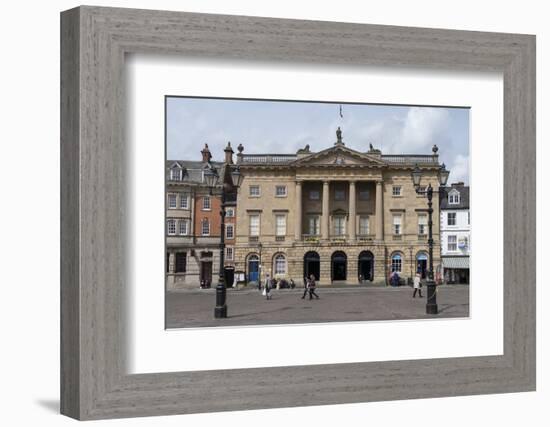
301, 277, 309, 299
308, 274, 320, 300
413, 272, 423, 298
263, 274, 272, 300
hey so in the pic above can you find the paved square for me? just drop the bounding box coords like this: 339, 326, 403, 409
166, 285, 469, 329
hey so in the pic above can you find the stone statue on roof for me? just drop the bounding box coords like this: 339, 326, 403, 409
296, 144, 311, 155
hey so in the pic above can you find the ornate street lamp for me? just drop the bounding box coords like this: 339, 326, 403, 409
231, 165, 244, 188
204, 162, 243, 319
203, 162, 219, 188
411, 162, 449, 314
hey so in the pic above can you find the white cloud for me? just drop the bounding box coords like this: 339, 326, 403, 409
167, 100, 468, 184
448, 154, 469, 184
401, 107, 450, 148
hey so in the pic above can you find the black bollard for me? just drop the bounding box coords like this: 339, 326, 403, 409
425, 281, 438, 314
214, 283, 227, 318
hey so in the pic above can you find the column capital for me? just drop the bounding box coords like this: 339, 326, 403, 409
376, 179, 384, 186
323, 180, 330, 185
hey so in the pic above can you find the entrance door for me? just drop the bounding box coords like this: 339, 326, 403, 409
416, 252, 428, 279
200, 261, 212, 287
331, 251, 347, 281
358, 251, 374, 282
457, 269, 470, 284
304, 251, 320, 282
247, 255, 259, 283
224, 267, 235, 287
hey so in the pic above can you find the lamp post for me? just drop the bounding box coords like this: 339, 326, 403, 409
411, 163, 450, 314
258, 242, 263, 283
204, 163, 244, 319
408, 245, 414, 284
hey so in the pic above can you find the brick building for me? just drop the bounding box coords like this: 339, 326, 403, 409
166, 145, 224, 289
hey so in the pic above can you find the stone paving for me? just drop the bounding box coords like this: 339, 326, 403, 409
166, 285, 470, 329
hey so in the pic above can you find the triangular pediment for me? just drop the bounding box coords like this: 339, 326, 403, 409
291, 145, 386, 167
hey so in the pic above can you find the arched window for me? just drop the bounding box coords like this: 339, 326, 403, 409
391, 253, 402, 273
274, 254, 286, 275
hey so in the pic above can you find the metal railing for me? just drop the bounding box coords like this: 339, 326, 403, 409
382, 155, 438, 164
241, 154, 297, 164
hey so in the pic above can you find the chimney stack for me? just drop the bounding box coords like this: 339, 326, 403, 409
224, 141, 234, 164
201, 143, 212, 163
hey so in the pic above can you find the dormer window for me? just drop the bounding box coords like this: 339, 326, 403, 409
448, 189, 460, 205
170, 168, 182, 181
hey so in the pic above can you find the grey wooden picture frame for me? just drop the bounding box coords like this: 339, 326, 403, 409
60, 5, 536, 421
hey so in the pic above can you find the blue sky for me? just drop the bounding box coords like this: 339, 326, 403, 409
167, 97, 470, 184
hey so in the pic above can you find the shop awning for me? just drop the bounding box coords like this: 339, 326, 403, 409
442, 257, 469, 269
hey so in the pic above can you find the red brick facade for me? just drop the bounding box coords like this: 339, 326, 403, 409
194, 192, 222, 237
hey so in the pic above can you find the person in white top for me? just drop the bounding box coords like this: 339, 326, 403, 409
413, 272, 423, 298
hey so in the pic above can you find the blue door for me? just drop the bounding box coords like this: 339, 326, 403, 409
248, 255, 259, 283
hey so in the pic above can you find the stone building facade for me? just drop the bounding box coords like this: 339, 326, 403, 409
233, 129, 443, 286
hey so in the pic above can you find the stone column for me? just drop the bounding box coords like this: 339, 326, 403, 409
294, 181, 302, 240
321, 181, 330, 239
169, 252, 175, 273
349, 181, 356, 240
375, 180, 384, 241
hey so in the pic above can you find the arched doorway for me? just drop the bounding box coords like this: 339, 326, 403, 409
304, 251, 320, 282
416, 252, 428, 279
247, 254, 260, 283
331, 251, 347, 281
358, 251, 374, 282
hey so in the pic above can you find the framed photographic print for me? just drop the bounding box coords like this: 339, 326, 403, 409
61, 6, 535, 420
163, 97, 471, 331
